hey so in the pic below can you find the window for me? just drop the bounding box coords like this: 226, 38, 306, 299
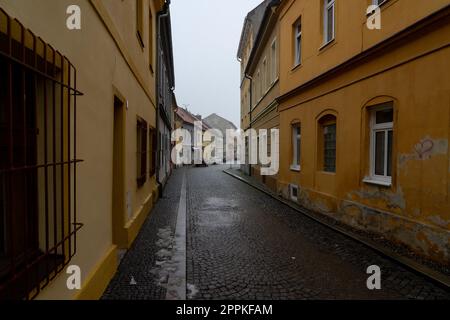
319, 115, 337, 173
0, 11, 82, 299
291, 124, 301, 171
367, 104, 393, 185
256, 70, 261, 101
294, 19, 302, 66
263, 57, 269, 90
290, 184, 299, 202
137, 118, 148, 187
271, 39, 277, 83
323, 124, 336, 172
248, 89, 251, 112
252, 81, 256, 107
149, 128, 157, 177
149, 9, 154, 70
323, 0, 335, 44
136, 0, 145, 48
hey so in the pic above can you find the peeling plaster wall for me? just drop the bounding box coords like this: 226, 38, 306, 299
276, 10, 450, 264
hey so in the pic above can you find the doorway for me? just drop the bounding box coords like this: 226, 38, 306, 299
112, 96, 126, 247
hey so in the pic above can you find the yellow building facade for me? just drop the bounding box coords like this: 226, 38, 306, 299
277, 0, 450, 263
0, 0, 167, 299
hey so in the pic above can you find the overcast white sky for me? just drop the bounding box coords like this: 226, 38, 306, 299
171, 0, 262, 128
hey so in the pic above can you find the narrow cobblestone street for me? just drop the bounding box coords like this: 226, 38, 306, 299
103, 165, 450, 300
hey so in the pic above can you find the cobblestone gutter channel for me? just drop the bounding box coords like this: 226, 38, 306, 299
223, 168, 450, 291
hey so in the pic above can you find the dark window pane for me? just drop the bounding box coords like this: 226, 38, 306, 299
376, 109, 393, 124
296, 36, 302, 63
296, 127, 301, 166
375, 131, 385, 175
292, 186, 298, 198
327, 7, 334, 41
387, 130, 393, 176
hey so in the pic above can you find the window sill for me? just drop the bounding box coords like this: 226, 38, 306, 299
291, 63, 302, 72
320, 170, 336, 175
363, 177, 392, 187
290, 165, 301, 172
319, 38, 336, 52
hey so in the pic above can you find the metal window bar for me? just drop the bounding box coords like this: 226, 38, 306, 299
0, 9, 83, 300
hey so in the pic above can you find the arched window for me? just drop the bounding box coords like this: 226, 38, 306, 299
318, 114, 337, 173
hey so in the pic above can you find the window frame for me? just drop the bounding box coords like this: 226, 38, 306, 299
137, 117, 148, 187
270, 38, 277, 83
372, 0, 388, 7
256, 69, 261, 102
149, 127, 157, 177
0, 9, 83, 299
136, 0, 145, 48
367, 105, 393, 186
263, 57, 268, 92
291, 123, 301, 171
323, 0, 336, 45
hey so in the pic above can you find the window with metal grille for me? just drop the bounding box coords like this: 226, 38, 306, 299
323, 124, 336, 172
0, 9, 83, 300
137, 117, 147, 187
318, 114, 337, 173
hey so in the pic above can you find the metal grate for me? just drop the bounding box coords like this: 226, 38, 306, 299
0, 9, 83, 300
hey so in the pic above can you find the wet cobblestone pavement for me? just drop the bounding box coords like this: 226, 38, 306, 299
103, 165, 450, 300
102, 170, 183, 300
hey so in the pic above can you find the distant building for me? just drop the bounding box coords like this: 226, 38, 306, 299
203, 113, 237, 162
174, 107, 210, 165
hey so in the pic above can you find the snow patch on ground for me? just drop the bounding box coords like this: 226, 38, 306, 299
150, 226, 175, 286
187, 283, 198, 299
